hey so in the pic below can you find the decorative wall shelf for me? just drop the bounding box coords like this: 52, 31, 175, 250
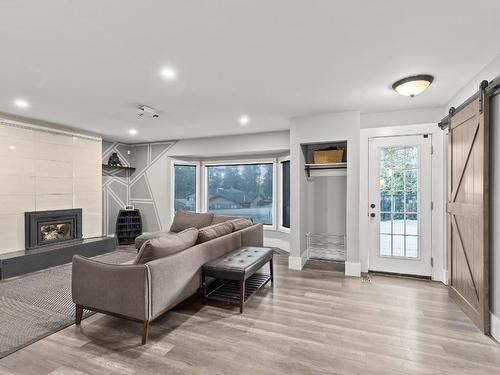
102, 164, 136, 172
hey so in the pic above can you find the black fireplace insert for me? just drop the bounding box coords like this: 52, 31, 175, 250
25, 209, 83, 250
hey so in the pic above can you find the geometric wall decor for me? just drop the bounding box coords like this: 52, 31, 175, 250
102, 140, 175, 235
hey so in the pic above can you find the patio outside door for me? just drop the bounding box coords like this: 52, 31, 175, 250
368, 135, 432, 276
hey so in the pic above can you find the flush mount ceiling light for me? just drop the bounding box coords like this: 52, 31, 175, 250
392, 75, 434, 97
160, 67, 177, 80
14, 98, 29, 108
239, 115, 250, 125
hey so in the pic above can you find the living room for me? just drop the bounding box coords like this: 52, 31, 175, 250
1, 1, 500, 374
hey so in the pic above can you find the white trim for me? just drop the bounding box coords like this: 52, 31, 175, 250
367, 135, 432, 276
264, 237, 290, 252
345, 262, 361, 277
0, 118, 101, 142
359, 123, 445, 282
491, 312, 500, 344
289, 250, 309, 270
442, 269, 448, 285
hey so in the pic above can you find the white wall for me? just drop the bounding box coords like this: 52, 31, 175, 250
446, 53, 500, 111
361, 107, 443, 129
307, 176, 347, 235
167, 131, 290, 159
0, 120, 102, 254
289, 111, 360, 273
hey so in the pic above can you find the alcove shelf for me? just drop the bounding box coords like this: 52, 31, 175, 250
305, 162, 347, 178
302, 140, 348, 177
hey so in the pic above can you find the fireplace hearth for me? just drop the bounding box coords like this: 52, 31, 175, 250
25, 209, 82, 250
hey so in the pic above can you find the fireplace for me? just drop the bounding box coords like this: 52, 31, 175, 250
25, 209, 82, 250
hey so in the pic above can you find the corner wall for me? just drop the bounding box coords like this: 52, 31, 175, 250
102, 141, 174, 235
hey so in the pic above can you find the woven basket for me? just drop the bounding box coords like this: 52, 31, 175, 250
313, 149, 344, 164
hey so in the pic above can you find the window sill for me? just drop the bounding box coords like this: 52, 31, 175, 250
278, 227, 291, 234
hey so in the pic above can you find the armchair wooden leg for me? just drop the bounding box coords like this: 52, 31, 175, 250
142, 321, 149, 345
75, 305, 83, 325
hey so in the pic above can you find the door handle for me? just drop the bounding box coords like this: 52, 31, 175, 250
370, 213, 376, 218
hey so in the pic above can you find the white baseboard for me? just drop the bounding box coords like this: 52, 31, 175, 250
491, 312, 500, 344
264, 238, 290, 252
442, 269, 449, 285
289, 250, 309, 270
345, 262, 361, 277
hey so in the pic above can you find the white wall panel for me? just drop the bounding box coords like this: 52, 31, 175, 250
0, 121, 102, 254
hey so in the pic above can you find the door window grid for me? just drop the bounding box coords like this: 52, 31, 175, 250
379, 146, 419, 258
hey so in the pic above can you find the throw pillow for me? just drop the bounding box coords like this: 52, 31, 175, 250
211, 215, 241, 225
169, 211, 214, 233
134, 227, 199, 264
230, 218, 253, 232
134, 230, 172, 249
197, 221, 234, 244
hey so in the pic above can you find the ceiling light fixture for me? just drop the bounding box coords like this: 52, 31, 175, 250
239, 115, 250, 125
160, 67, 177, 80
392, 75, 434, 97
14, 98, 29, 108
128, 129, 137, 135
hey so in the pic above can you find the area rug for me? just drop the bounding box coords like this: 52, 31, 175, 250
0, 249, 136, 359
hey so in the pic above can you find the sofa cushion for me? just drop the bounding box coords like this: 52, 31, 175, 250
169, 211, 214, 233
211, 215, 242, 225
134, 230, 172, 249
230, 218, 253, 232
197, 221, 234, 244
134, 228, 199, 264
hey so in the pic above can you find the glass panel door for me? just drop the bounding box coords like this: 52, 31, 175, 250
368, 135, 432, 276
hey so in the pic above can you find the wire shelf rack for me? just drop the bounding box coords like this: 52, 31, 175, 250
306, 232, 346, 262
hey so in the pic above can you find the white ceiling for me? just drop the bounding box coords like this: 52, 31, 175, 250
1, 1, 500, 142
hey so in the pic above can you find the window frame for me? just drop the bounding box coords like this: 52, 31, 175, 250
170, 159, 201, 219
278, 155, 291, 233
202, 158, 277, 230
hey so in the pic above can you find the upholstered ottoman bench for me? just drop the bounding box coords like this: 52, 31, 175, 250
202, 247, 273, 313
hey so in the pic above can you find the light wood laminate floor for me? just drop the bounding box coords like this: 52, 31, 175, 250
1, 253, 500, 375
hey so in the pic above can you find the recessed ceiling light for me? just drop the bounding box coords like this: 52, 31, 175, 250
392, 75, 434, 97
8, 145, 16, 150
160, 67, 177, 80
239, 115, 250, 125
128, 129, 137, 135
14, 98, 29, 108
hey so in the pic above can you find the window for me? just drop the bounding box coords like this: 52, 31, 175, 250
379, 146, 419, 258
281, 160, 290, 228
174, 164, 197, 212
206, 163, 273, 225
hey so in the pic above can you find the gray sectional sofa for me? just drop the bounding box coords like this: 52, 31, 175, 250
71, 212, 263, 344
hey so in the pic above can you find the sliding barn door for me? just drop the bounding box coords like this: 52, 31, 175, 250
448, 94, 489, 334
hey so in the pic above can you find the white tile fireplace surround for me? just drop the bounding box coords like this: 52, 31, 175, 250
0, 120, 102, 255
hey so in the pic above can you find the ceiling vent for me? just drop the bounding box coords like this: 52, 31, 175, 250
137, 105, 159, 118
